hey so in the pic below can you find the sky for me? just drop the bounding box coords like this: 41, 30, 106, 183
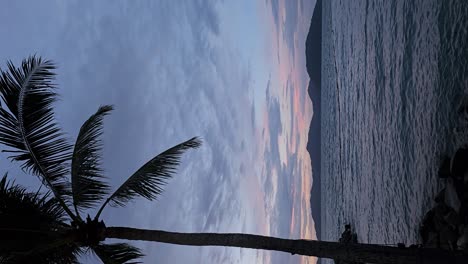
0, 0, 317, 263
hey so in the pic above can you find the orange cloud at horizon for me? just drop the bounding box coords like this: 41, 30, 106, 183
254, 0, 317, 263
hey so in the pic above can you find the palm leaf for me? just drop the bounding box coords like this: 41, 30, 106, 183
95, 137, 201, 219
0, 174, 82, 264
0, 173, 68, 231
5, 244, 83, 264
71, 105, 112, 214
92, 243, 143, 264
0, 56, 73, 208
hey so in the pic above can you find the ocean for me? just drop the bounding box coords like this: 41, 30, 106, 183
321, 0, 468, 263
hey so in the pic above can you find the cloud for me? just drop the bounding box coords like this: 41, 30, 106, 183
265, 0, 302, 61
268, 0, 281, 29
283, 0, 299, 60
0, 1, 316, 264
1, 1, 257, 263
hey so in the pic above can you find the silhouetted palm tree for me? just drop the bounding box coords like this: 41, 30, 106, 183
0, 56, 200, 263
1, 56, 467, 264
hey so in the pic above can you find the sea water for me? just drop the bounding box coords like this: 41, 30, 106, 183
321, 0, 468, 263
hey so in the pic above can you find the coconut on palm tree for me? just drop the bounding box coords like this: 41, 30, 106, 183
1, 56, 467, 264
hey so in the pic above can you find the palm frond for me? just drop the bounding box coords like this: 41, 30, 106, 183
95, 137, 201, 218
92, 243, 143, 264
0, 56, 72, 204
0, 173, 67, 227
71, 105, 112, 214
0, 174, 82, 264
5, 244, 84, 264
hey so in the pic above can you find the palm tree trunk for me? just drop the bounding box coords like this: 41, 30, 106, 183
106, 227, 468, 264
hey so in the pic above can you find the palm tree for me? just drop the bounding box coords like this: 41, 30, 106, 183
0, 56, 467, 264
0, 56, 199, 263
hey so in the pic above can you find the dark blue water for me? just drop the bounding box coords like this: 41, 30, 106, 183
321, 1, 468, 263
